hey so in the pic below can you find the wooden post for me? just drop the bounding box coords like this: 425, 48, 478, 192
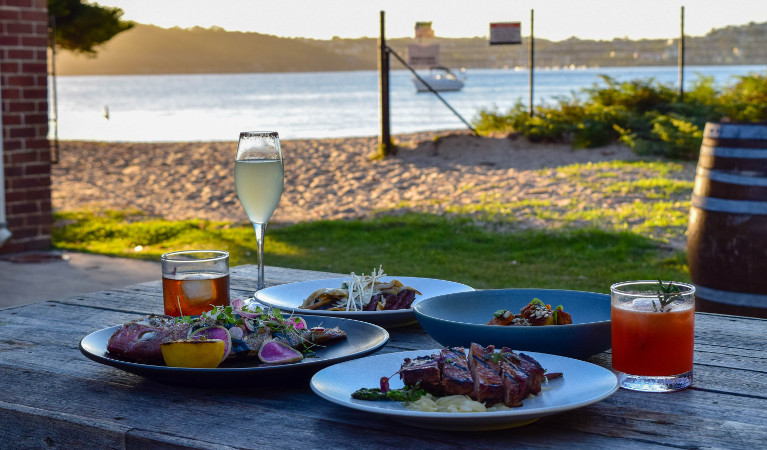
378, 11, 393, 156
529, 9, 534, 118
678, 6, 685, 101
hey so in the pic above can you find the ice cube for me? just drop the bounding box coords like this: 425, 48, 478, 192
631, 297, 657, 312
181, 278, 216, 305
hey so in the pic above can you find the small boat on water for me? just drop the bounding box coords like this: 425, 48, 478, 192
413, 66, 465, 92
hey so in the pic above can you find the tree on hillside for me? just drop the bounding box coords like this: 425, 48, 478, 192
48, 0, 134, 55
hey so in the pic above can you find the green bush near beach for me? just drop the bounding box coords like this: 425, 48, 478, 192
473, 72, 767, 159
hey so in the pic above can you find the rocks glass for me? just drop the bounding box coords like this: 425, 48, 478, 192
161, 250, 230, 316
610, 280, 695, 392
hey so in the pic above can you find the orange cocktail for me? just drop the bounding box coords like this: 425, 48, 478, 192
611, 304, 694, 376
610, 280, 695, 392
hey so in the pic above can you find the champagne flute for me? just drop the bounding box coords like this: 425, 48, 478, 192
235, 131, 284, 291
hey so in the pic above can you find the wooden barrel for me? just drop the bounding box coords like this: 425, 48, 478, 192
687, 122, 767, 318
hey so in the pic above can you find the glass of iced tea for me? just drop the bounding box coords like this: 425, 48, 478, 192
161, 250, 230, 316
611, 280, 695, 392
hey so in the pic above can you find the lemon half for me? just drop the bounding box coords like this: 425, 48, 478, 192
161, 339, 226, 368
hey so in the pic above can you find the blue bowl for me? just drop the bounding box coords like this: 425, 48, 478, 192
413, 288, 611, 359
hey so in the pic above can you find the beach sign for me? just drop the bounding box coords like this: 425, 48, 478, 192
407, 44, 440, 66
490, 22, 522, 45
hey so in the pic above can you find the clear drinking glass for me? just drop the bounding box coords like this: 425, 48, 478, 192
235, 131, 285, 291
610, 280, 695, 392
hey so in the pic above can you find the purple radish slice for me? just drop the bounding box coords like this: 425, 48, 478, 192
189, 326, 231, 362
257, 339, 303, 364
290, 317, 307, 330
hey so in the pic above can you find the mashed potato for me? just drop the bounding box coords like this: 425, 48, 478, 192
405, 394, 512, 413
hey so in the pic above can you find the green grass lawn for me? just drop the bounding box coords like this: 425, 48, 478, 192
52, 210, 689, 295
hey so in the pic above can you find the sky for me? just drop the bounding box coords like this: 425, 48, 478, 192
95, 0, 767, 42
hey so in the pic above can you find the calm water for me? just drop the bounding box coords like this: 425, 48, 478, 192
50, 65, 766, 142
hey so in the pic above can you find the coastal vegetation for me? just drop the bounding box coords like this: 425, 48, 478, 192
473, 72, 767, 159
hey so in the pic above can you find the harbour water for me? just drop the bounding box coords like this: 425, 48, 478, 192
50, 65, 766, 142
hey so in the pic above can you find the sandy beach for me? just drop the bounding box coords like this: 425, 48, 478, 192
51, 131, 696, 245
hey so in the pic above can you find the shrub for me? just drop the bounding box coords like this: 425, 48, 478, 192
472, 71, 765, 159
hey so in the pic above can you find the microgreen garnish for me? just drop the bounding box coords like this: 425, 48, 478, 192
653, 279, 682, 312
529, 298, 545, 307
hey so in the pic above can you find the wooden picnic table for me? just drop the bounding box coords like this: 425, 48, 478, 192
1, 265, 766, 448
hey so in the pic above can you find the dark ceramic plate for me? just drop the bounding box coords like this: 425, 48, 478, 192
79, 316, 389, 386
413, 288, 611, 359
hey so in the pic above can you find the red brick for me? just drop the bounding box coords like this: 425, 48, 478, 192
25, 138, 49, 149
8, 101, 35, 112
8, 227, 39, 240
7, 75, 36, 86
8, 49, 33, 59
8, 202, 38, 214
26, 186, 51, 200
0, 10, 21, 21
6, 216, 24, 228
9, 126, 35, 138
20, 9, 47, 22
21, 36, 47, 47
7, 22, 34, 34
2, 87, 21, 99
2, 114, 22, 125
22, 88, 46, 100
8, 151, 37, 164
0, 35, 19, 46
22, 62, 46, 73
0, 61, 20, 73
24, 114, 48, 126
5, 0, 33, 7
1, 139, 21, 151
2, 189, 25, 201
27, 213, 53, 227
24, 163, 50, 176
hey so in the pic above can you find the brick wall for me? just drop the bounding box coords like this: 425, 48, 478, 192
0, 0, 51, 253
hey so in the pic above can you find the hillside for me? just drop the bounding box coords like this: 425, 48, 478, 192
55, 22, 767, 75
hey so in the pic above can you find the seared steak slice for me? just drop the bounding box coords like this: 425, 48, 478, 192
440, 347, 475, 398
500, 347, 546, 397
468, 343, 503, 406
400, 355, 443, 395
382, 289, 418, 310
106, 315, 190, 364
499, 362, 526, 407
518, 353, 545, 394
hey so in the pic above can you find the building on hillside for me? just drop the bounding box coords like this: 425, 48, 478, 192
0, 0, 52, 254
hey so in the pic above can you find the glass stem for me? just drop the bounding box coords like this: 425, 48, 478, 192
253, 222, 267, 290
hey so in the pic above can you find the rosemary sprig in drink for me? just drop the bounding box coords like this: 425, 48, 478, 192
653, 279, 682, 312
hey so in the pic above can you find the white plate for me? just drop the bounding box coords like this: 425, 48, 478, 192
253, 277, 474, 328
310, 349, 618, 431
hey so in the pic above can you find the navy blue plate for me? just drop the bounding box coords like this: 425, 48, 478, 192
413, 288, 611, 359
80, 316, 389, 386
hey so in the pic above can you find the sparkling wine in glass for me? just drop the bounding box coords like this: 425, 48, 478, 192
235, 131, 284, 291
